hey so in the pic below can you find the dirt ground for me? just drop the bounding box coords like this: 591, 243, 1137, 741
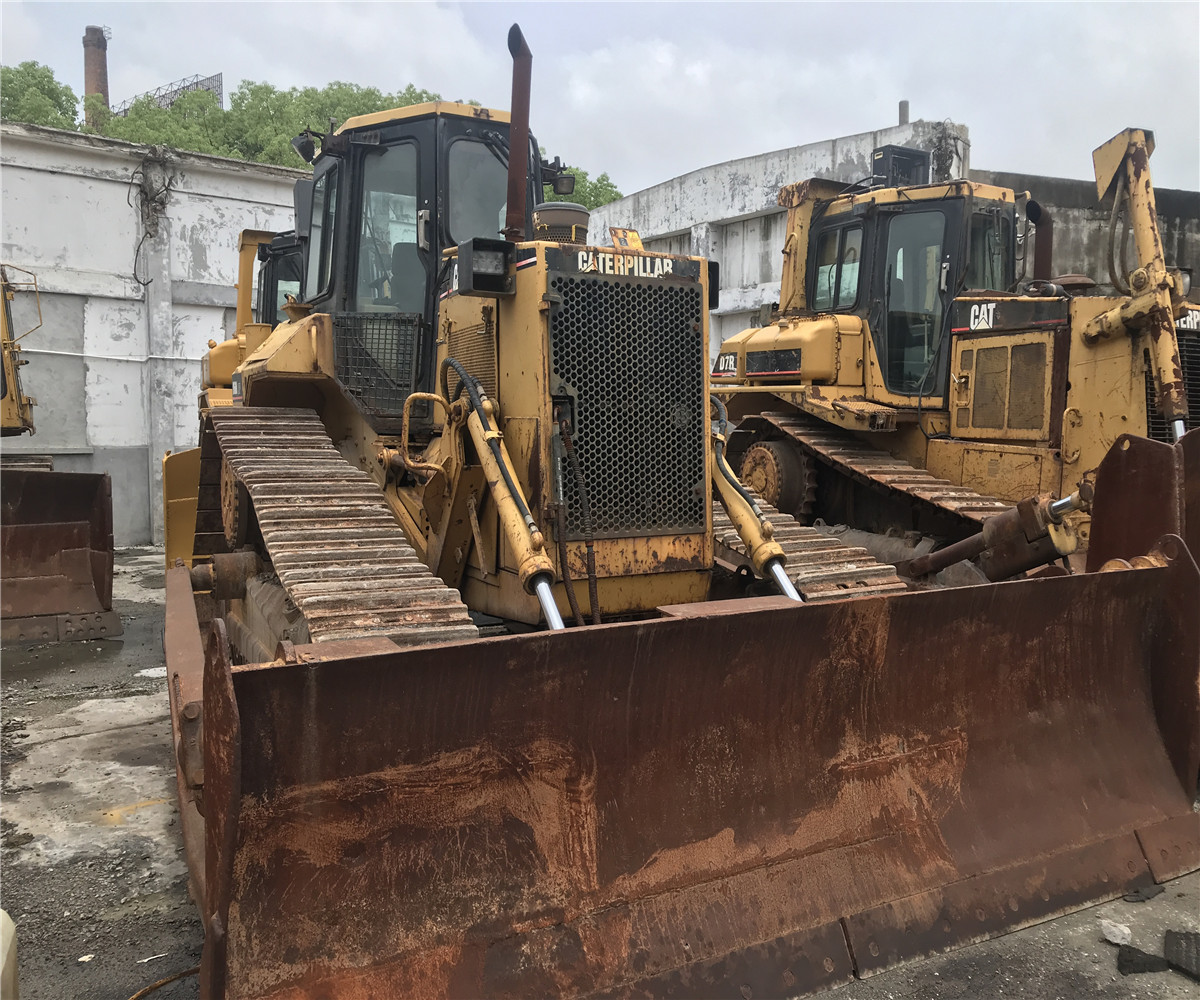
0, 549, 1196, 999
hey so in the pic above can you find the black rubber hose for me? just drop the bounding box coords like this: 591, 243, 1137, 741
443, 357, 536, 530
709, 396, 764, 515
559, 417, 601, 625
554, 502, 586, 627
1107, 171, 1132, 295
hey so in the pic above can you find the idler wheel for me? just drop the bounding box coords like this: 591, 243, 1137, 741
739, 440, 815, 517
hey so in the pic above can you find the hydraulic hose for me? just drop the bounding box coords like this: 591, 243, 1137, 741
554, 501, 586, 627
558, 413, 602, 625
710, 396, 766, 518
1107, 171, 1132, 295
443, 357, 538, 534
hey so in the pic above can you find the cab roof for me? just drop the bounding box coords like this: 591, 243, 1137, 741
824, 180, 1016, 215
336, 102, 509, 134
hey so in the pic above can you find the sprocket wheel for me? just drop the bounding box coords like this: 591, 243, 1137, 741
220, 455, 250, 549
739, 439, 816, 519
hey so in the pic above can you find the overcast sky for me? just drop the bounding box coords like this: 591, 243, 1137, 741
3, 1, 1198, 195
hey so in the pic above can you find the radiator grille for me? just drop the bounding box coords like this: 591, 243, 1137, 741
549, 273, 706, 539
1145, 333, 1199, 442
334, 312, 422, 417
447, 318, 497, 401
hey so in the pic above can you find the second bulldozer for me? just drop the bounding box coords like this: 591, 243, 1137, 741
1, 264, 120, 642
713, 129, 1196, 555
162, 28, 1199, 1000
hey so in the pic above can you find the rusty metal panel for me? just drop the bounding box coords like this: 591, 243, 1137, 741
1087, 429, 1198, 568
165, 567, 207, 907
1087, 433, 1183, 569
172, 550, 1200, 999
1136, 813, 1200, 883
0, 469, 121, 639
845, 834, 1153, 978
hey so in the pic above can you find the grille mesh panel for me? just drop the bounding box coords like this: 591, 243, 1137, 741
334, 312, 422, 417
549, 273, 706, 540
1145, 333, 1199, 442
972, 346, 1008, 429
1007, 342, 1047, 430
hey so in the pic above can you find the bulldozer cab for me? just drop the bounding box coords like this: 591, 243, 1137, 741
253, 230, 303, 329
292, 104, 559, 429
800, 182, 1016, 401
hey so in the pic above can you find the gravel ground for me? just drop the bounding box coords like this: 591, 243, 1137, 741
1, 549, 1196, 999
2, 551, 200, 1000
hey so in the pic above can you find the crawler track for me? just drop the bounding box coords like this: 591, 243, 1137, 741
733, 411, 1012, 536
198, 407, 478, 646
712, 495, 908, 601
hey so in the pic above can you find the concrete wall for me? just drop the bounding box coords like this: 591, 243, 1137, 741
971, 168, 1200, 297
589, 121, 971, 353
1, 123, 304, 545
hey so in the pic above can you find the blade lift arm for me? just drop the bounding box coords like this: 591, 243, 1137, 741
443, 358, 563, 629
710, 397, 801, 601
1083, 129, 1190, 442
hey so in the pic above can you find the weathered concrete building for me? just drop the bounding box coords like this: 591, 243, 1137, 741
589, 122, 1200, 357
1, 122, 303, 545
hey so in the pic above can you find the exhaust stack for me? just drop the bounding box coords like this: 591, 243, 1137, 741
503, 24, 532, 241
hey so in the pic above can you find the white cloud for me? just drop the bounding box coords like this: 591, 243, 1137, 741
1, 1, 1195, 193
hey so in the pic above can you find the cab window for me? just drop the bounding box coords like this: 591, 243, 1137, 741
811, 225, 863, 312
884, 210, 945, 393
305, 166, 338, 301
263, 252, 302, 327
966, 209, 1014, 291
447, 138, 509, 243
356, 142, 421, 312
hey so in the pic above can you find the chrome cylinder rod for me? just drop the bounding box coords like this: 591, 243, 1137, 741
767, 560, 803, 602
534, 575, 566, 630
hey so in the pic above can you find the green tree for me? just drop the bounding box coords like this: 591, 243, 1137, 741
543, 164, 622, 211
223, 80, 442, 166
95, 89, 234, 157
1, 63, 621, 205
0, 61, 78, 129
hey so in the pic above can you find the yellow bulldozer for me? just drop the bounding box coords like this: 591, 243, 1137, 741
712, 130, 1197, 575
1, 264, 120, 642
161, 26, 1199, 999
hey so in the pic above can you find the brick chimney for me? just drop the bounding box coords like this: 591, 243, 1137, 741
83, 25, 110, 123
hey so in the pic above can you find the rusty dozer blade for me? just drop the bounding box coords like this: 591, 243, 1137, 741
167, 539, 1200, 1000
1, 468, 121, 641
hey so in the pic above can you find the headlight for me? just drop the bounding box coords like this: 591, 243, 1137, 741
456, 237, 514, 297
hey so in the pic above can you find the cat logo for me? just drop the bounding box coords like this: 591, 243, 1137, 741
969, 302, 997, 330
